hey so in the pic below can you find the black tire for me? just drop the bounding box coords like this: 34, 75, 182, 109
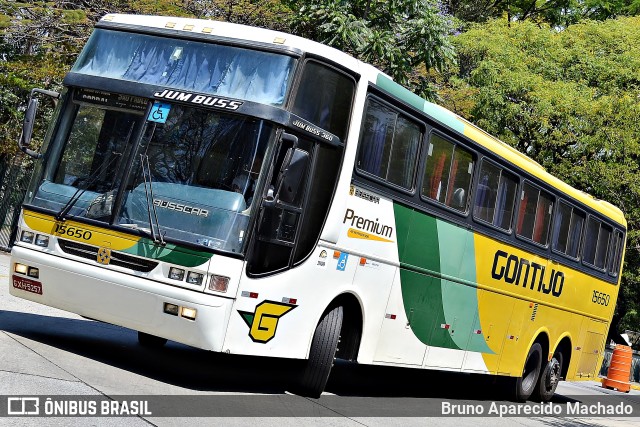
533, 351, 563, 402
297, 306, 344, 398
138, 331, 167, 349
512, 342, 543, 402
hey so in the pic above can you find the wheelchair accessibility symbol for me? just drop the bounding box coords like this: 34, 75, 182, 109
336, 252, 349, 271
147, 102, 171, 123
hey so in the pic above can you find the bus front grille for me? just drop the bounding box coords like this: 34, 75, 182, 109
58, 239, 159, 273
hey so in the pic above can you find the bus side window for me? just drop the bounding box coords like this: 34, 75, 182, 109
356, 98, 421, 190
473, 160, 518, 230
421, 133, 474, 213
516, 182, 553, 245
594, 223, 612, 269
607, 230, 624, 276
552, 200, 585, 259
582, 217, 612, 270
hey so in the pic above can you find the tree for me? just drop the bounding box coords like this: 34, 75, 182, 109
439, 17, 640, 335
185, 0, 293, 31
0, 1, 198, 155
286, 0, 456, 99
445, 0, 640, 27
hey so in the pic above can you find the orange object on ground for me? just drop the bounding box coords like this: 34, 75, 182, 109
602, 344, 633, 393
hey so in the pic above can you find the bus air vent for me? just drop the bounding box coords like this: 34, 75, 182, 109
58, 239, 159, 272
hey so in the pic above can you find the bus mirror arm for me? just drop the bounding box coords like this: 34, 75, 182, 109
18, 88, 60, 159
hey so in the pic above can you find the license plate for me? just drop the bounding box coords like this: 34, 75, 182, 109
12, 275, 42, 295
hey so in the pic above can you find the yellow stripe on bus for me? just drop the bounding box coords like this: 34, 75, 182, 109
23, 210, 140, 251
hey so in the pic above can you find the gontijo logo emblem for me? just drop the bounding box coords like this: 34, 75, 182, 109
238, 301, 297, 343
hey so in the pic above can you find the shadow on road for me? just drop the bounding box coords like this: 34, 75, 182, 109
0, 309, 529, 401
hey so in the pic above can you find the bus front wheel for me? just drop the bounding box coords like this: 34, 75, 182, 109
137, 331, 167, 349
512, 342, 543, 402
297, 305, 344, 398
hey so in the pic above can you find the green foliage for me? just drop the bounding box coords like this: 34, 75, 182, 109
61, 10, 88, 24
186, 0, 293, 31
446, 0, 640, 27
287, 0, 456, 99
440, 17, 640, 333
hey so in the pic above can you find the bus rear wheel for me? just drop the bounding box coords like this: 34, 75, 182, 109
533, 351, 563, 402
512, 342, 543, 402
297, 305, 343, 398
137, 331, 167, 349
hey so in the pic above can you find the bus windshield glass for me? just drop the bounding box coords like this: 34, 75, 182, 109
72, 29, 295, 106
26, 95, 273, 255
117, 104, 272, 253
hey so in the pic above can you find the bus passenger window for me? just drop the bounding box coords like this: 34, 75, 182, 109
583, 217, 612, 270
583, 217, 600, 266
422, 133, 474, 212
594, 223, 612, 269
516, 183, 553, 245
473, 160, 517, 230
356, 98, 421, 189
607, 230, 624, 275
552, 201, 585, 258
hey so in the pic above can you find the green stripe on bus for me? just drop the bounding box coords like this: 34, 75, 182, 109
122, 239, 212, 268
375, 74, 465, 133
437, 221, 492, 353
376, 75, 426, 112
394, 203, 492, 353
394, 203, 459, 349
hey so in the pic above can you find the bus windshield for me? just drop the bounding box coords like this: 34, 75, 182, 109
72, 29, 295, 106
27, 98, 273, 254
117, 104, 272, 253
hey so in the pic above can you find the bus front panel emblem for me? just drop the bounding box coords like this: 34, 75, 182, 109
238, 300, 297, 343
97, 247, 111, 265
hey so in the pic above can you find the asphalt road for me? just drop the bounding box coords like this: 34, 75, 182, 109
0, 250, 638, 427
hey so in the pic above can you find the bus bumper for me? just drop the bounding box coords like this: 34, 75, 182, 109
9, 245, 233, 352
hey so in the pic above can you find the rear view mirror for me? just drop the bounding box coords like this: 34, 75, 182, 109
19, 98, 39, 158
276, 148, 310, 206
18, 88, 60, 159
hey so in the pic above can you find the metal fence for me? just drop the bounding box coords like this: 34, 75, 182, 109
600, 346, 640, 383
0, 154, 34, 251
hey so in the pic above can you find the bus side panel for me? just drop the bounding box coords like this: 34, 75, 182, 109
474, 232, 614, 377
372, 202, 494, 372
350, 261, 396, 364
569, 318, 608, 380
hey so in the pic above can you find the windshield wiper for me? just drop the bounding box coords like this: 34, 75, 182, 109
56, 152, 122, 221
140, 154, 165, 246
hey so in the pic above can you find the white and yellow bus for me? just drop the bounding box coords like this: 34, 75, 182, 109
11, 14, 626, 400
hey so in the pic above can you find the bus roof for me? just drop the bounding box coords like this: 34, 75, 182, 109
99, 14, 626, 228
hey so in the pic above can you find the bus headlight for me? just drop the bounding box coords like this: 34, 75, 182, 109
20, 231, 35, 244
168, 267, 185, 281
35, 234, 49, 247
14, 263, 28, 274
27, 267, 39, 279
180, 307, 197, 320
186, 271, 203, 285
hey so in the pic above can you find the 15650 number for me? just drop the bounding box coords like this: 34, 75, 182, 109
54, 223, 92, 240
592, 290, 610, 306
